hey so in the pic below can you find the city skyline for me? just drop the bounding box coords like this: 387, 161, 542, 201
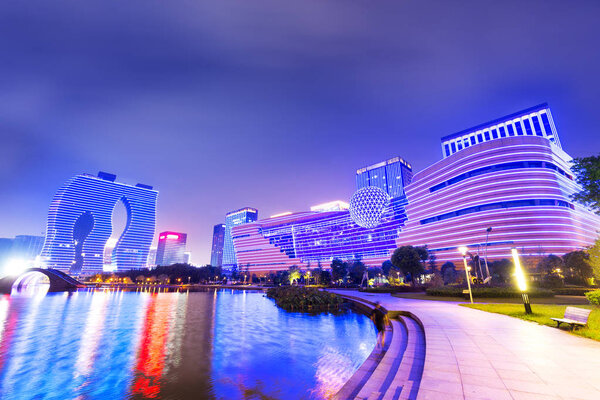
2, 1, 600, 264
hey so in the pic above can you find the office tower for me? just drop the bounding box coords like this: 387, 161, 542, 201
210, 224, 226, 267
40, 171, 158, 275
184, 251, 192, 264
155, 231, 188, 266
356, 157, 413, 198
146, 246, 157, 268
222, 208, 258, 271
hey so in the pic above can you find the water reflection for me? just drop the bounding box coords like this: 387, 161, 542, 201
0, 289, 376, 400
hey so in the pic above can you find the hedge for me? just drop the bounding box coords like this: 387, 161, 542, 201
266, 286, 343, 311
553, 287, 598, 296
360, 285, 424, 294
426, 286, 555, 298
585, 290, 600, 305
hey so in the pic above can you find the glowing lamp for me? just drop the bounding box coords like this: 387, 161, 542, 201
511, 248, 527, 292
457, 246, 473, 304
511, 247, 532, 314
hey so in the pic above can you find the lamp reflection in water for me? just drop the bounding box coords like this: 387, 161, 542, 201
131, 293, 178, 398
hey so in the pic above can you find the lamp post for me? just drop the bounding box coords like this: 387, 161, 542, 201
458, 246, 474, 304
484, 227, 492, 280
511, 247, 532, 314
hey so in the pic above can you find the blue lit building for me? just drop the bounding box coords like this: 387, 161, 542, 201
234, 104, 600, 274
222, 207, 258, 271
356, 156, 413, 198
40, 172, 158, 275
210, 223, 226, 267
155, 231, 187, 266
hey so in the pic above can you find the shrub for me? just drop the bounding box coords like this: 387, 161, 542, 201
426, 286, 554, 298
553, 287, 597, 296
360, 285, 423, 293
585, 289, 600, 305
266, 286, 343, 311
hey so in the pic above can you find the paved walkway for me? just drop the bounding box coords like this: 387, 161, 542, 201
330, 290, 600, 400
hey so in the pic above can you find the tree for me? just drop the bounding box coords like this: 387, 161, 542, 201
428, 251, 438, 274
381, 260, 394, 276
589, 237, 600, 284
319, 269, 332, 285
391, 246, 425, 286
488, 259, 512, 284
571, 155, 600, 214
330, 259, 348, 282
288, 266, 301, 285
348, 261, 366, 284
563, 250, 593, 286
536, 254, 563, 276
441, 262, 457, 285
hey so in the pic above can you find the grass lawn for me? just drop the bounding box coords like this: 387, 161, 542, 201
461, 303, 600, 341
390, 292, 591, 305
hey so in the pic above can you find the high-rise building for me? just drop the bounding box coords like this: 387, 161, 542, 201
40, 172, 158, 275
155, 231, 187, 266
184, 251, 192, 264
210, 224, 226, 267
11, 235, 45, 260
356, 156, 413, 198
222, 207, 258, 271
232, 104, 600, 273
146, 246, 157, 268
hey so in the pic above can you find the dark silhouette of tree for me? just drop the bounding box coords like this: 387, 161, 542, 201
488, 259, 512, 284
348, 260, 366, 284
571, 155, 600, 214
440, 261, 457, 285
391, 246, 425, 286
381, 260, 394, 276
563, 250, 593, 286
537, 254, 563, 276
330, 259, 348, 282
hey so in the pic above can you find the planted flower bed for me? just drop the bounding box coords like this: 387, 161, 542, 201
266, 286, 343, 311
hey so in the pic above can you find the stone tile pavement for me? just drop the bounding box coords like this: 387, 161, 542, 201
330, 290, 600, 400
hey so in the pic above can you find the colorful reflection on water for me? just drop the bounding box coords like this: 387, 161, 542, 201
0, 289, 376, 399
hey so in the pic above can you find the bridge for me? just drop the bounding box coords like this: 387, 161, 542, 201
0, 268, 86, 294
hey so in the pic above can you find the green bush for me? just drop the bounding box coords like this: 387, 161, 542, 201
553, 287, 597, 296
360, 285, 423, 293
585, 290, 600, 305
266, 286, 343, 310
426, 286, 554, 298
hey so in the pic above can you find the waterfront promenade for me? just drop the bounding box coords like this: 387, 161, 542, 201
329, 290, 600, 400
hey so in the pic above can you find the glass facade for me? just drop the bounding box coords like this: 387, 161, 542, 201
155, 231, 188, 266
355, 157, 413, 198
222, 207, 258, 271
40, 172, 158, 275
441, 103, 561, 158
210, 223, 226, 267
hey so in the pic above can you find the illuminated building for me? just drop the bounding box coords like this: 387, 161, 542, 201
147, 246, 157, 268
210, 224, 225, 267
222, 207, 258, 271
0, 235, 45, 275
40, 172, 158, 275
155, 231, 187, 266
233, 104, 600, 273
356, 156, 413, 198
310, 201, 349, 212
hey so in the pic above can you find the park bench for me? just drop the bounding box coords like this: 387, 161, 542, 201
550, 307, 592, 330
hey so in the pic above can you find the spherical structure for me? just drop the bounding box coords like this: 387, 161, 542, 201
349, 187, 390, 229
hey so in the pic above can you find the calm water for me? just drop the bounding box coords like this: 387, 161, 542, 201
0, 288, 376, 400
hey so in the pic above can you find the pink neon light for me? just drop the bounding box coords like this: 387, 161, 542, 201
166, 234, 179, 240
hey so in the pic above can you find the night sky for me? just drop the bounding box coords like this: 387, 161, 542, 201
2, 1, 600, 264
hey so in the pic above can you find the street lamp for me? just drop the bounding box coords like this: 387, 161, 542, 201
458, 246, 473, 304
483, 227, 492, 282
511, 247, 532, 314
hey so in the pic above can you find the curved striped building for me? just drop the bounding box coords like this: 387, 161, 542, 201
233, 104, 600, 274
40, 172, 158, 275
